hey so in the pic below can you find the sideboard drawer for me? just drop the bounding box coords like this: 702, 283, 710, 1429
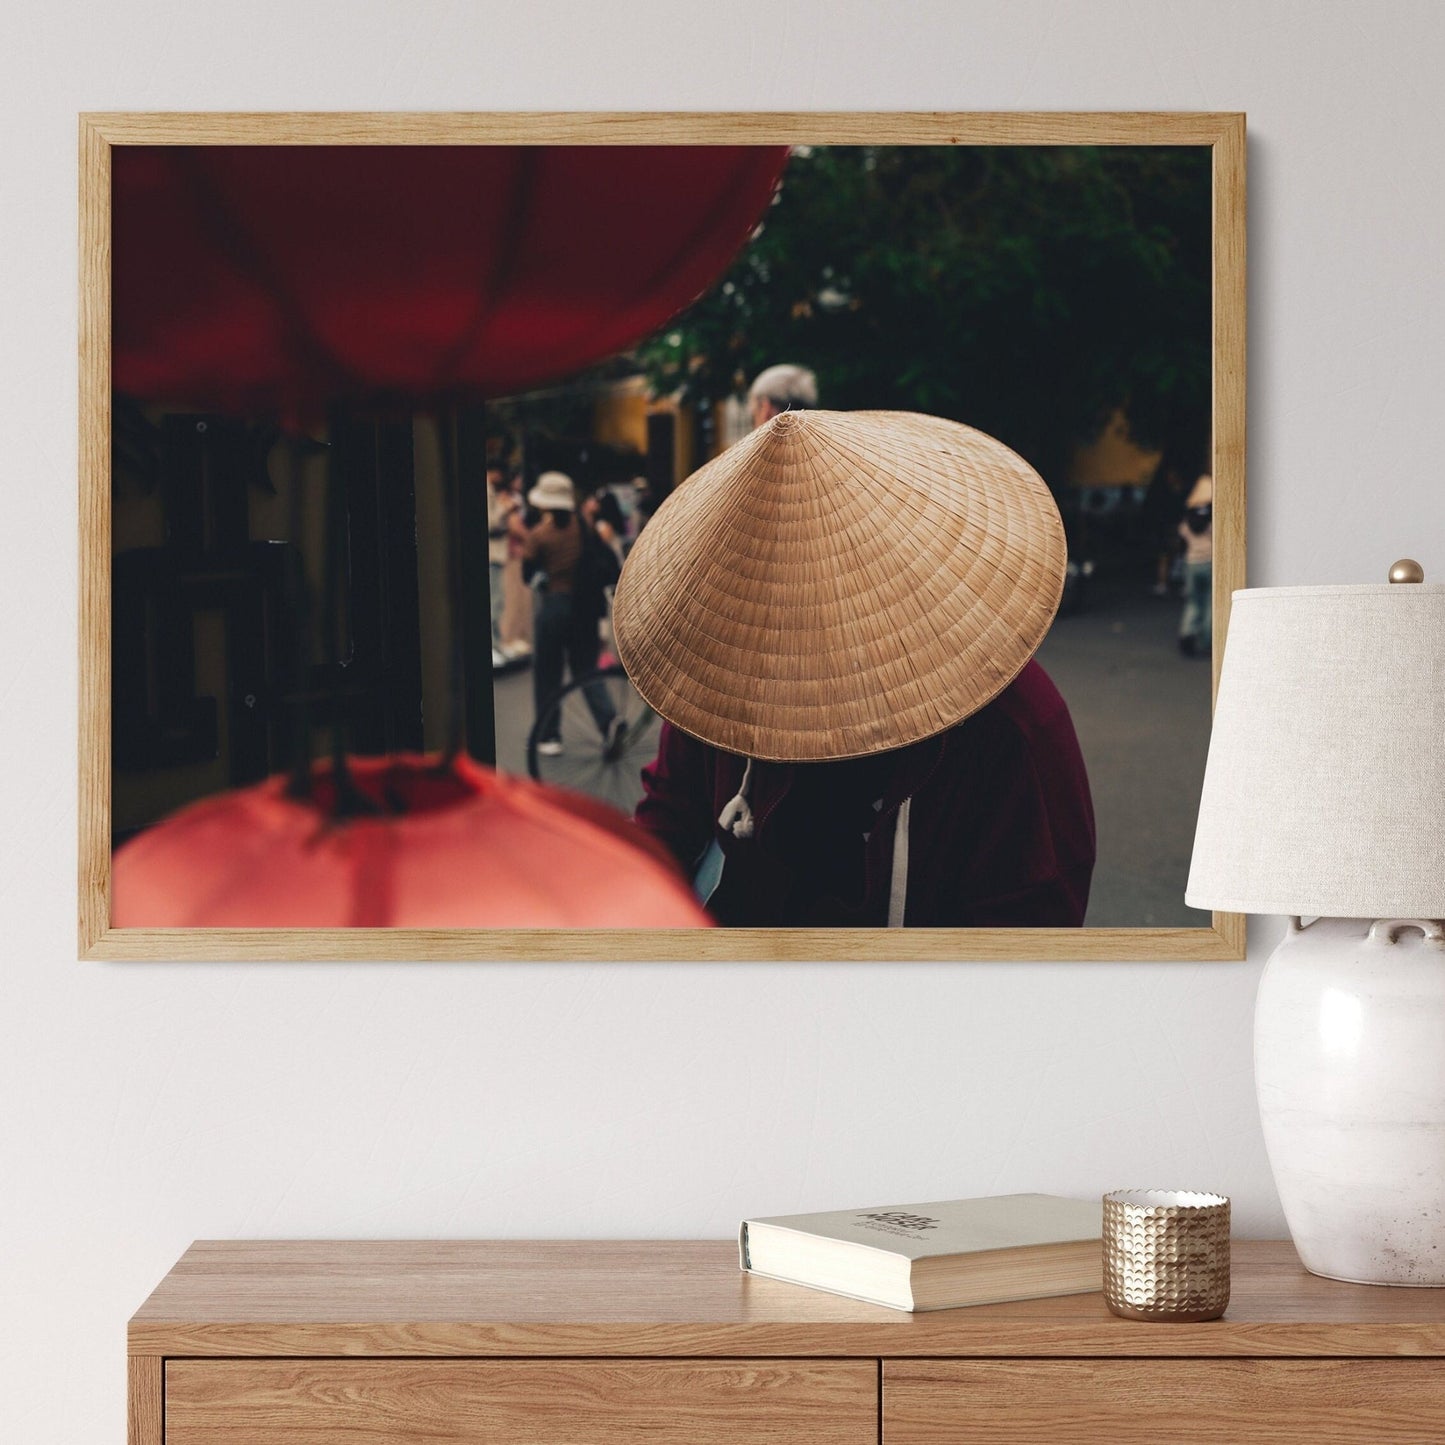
885, 1359, 1445, 1443
166, 1358, 876, 1444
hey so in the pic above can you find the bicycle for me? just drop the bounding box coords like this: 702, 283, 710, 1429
525, 662, 661, 814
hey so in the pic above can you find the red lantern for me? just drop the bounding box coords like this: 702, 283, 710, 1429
112, 754, 710, 928
110, 142, 783, 930
112, 144, 788, 415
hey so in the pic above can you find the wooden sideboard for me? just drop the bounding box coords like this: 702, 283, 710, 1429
130, 1239, 1445, 1443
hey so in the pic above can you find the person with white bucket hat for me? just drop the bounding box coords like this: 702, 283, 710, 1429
512, 470, 619, 757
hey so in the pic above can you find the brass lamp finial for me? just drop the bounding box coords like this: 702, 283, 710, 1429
1389, 558, 1425, 584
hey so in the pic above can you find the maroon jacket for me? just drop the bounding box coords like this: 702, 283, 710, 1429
633, 660, 1095, 927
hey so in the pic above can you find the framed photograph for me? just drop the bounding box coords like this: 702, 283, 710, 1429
80, 111, 1245, 962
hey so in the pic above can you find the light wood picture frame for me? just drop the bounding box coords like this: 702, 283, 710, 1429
80, 111, 1246, 962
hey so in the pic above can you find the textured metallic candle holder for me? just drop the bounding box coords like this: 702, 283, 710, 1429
1103, 1189, 1230, 1322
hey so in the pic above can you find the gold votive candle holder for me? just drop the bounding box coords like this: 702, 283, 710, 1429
1102, 1189, 1230, 1322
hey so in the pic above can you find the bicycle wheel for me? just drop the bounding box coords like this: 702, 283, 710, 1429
526, 664, 661, 814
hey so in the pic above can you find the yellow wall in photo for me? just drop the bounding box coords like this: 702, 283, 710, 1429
1069, 408, 1161, 488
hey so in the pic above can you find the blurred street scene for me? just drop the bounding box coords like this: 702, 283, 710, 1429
114, 141, 1215, 930
492, 572, 1212, 928
476, 143, 1215, 928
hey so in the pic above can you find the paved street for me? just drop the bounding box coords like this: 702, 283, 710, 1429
492, 581, 1213, 928
1034, 583, 1213, 928
493, 660, 542, 780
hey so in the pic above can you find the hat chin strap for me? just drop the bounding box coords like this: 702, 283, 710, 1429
717, 757, 756, 838
887, 797, 912, 929
716, 757, 912, 926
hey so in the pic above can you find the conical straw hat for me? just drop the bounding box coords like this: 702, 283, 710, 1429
612, 409, 1067, 762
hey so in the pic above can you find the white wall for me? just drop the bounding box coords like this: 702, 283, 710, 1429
3, 2, 1443, 1439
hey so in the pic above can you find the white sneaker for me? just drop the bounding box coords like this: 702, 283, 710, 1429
537, 739, 564, 757
491, 647, 508, 670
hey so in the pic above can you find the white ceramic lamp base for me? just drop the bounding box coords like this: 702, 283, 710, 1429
1256, 915, 1445, 1286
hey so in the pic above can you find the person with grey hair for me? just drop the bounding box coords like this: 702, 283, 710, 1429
748, 363, 819, 428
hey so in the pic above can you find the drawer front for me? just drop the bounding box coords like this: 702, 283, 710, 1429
166, 1359, 876, 1445
886, 1360, 1445, 1444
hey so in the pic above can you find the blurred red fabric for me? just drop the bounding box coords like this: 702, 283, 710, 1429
112, 754, 712, 928
112, 144, 787, 416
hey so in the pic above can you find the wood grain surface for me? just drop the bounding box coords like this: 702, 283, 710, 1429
166, 1359, 876, 1445
127, 1356, 162, 1445
79, 110, 1246, 963
1209, 111, 1247, 961
85, 923, 1245, 962
77, 113, 110, 958
129, 1239, 1445, 1359
884, 1359, 1445, 1443
83, 111, 1239, 147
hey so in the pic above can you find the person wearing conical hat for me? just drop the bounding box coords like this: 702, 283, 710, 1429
613, 409, 1095, 928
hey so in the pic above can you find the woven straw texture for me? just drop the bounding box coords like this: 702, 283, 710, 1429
1103, 1190, 1231, 1323
612, 409, 1066, 762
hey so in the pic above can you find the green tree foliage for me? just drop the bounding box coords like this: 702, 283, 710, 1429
641, 145, 1212, 488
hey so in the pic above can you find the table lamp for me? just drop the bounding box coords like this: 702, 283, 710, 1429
1186, 561, 1445, 1286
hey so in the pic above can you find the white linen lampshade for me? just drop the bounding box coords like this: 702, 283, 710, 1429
1186, 581, 1445, 919
1186, 571, 1445, 1287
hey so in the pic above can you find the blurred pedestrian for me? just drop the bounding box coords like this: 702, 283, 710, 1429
748, 363, 819, 427
486, 458, 519, 668
498, 468, 534, 657
1177, 474, 1213, 657
582, 486, 626, 559
719, 369, 753, 448
511, 471, 620, 756
1141, 456, 1191, 596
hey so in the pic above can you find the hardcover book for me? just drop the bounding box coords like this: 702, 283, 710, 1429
739, 1193, 1102, 1312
